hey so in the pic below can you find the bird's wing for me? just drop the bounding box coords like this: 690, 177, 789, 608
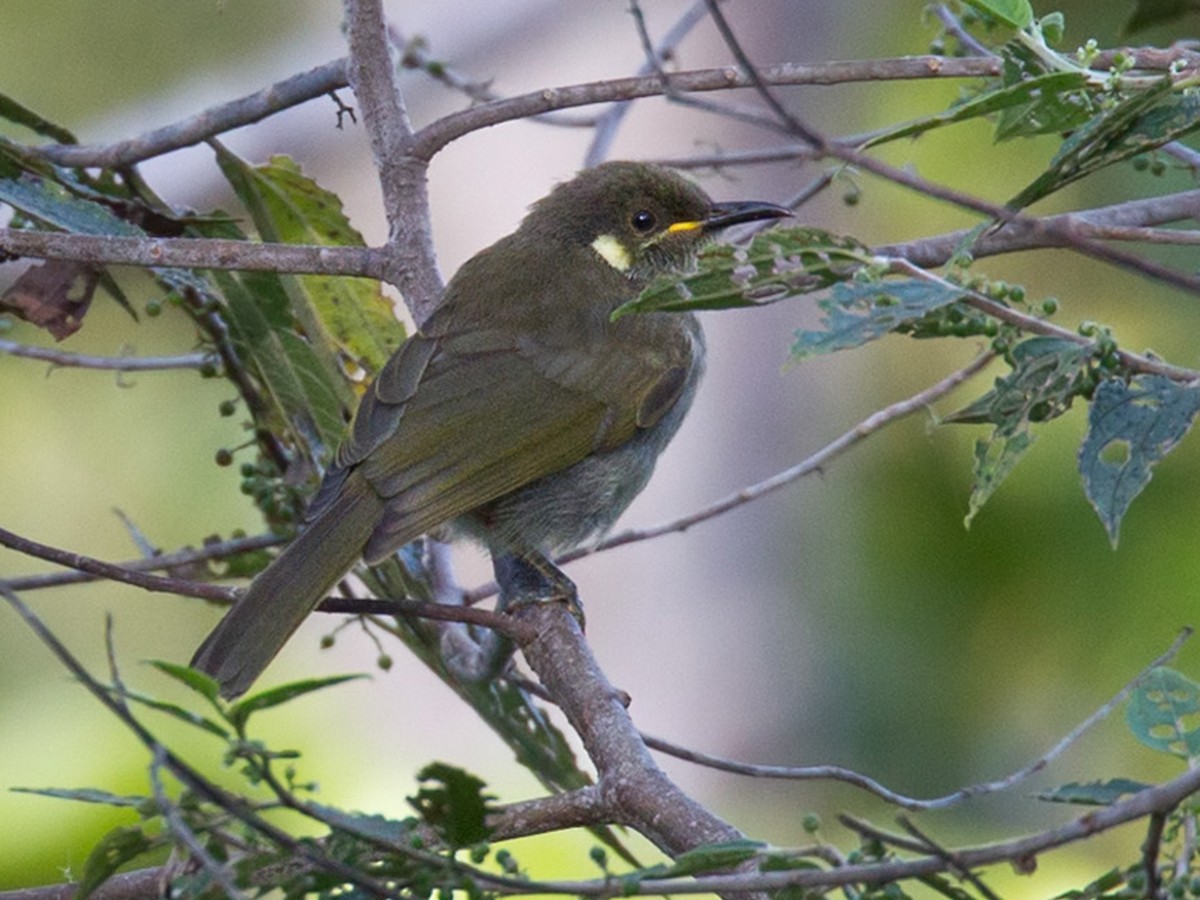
309, 303, 697, 565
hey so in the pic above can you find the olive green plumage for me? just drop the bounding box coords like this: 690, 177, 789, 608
191, 161, 789, 698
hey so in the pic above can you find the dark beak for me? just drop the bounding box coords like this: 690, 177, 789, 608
702, 200, 792, 232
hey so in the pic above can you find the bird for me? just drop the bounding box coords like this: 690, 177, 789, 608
191, 160, 790, 698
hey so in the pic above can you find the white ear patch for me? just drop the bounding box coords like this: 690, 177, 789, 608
590, 233, 632, 272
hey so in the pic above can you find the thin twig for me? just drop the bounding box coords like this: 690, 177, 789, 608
0, 338, 216, 372
0, 525, 237, 602
644, 627, 1192, 811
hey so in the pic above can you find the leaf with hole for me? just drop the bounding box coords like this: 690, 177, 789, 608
1126, 667, 1200, 762
1079, 375, 1200, 546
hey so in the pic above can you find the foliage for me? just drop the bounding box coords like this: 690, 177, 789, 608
4, 0, 1200, 897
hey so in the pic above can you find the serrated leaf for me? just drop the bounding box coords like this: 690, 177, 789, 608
1126, 667, 1200, 762
790, 278, 964, 361
11, 786, 148, 807
1009, 79, 1200, 210
408, 762, 494, 848
227, 674, 368, 729
1036, 778, 1151, 805
614, 226, 868, 318
75, 825, 156, 899
1079, 374, 1200, 546
965, 427, 1035, 527
961, 0, 1034, 28
214, 147, 403, 377
947, 337, 1096, 523
210, 266, 352, 463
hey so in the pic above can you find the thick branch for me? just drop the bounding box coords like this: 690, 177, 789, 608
343, 0, 443, 320
0, 229, 381, 277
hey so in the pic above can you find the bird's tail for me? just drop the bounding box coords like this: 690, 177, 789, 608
191, 475, 382, 699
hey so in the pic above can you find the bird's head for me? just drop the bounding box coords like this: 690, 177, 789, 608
522, 161, 791, 281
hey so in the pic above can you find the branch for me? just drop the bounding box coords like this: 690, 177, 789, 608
3, 532, 283, 592
32, 59, 350, 170
0, 338, 216, 372
411, 57, 1002, 159
0, 229, 381, 276
643, 627, 1192, 811
0, 525, 236, 602
343, 0, 443, 320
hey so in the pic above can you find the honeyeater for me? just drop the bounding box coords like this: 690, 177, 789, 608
191, 161, 790, 697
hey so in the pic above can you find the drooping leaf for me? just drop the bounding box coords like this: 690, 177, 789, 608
0, 173, 145, 236
307, 802, 416, 845
75, 825, 157, 900
1126, 667, 1200, 762
1036, 778, 1151, 805
790, 277, 964, 361
614, 226, 868, 318
209, 265, 353, 464
214, 147, 403, 378
1079, 374, 1200, 546
408, 762, 494, 848
961, 0, 1034, 28
0, 259, 101, 339
947, 337, 1097, 525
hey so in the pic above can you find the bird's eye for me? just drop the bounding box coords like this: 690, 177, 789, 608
631, 210, 657, 233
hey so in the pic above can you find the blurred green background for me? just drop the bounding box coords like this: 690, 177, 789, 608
2, 1, 1199, 896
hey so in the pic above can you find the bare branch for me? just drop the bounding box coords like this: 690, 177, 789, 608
33, 59, 350, 170
0, 338, 216, 372
0, 228, 381, 277
644, 627, 1192, 811
0, 525, 236, 602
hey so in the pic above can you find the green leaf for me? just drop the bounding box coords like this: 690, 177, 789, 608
408, 762, 494, 848
209, 265, 353, 463
11, 786, 148, 808
614, 226, 868, 318
790, 278, 964, 361
861, 70, 1090, 149
965, 427, 1036, 527
1126, 667, 1200, 761
961, 0, 1034, 29
946, 337, 1096, 524
992, 49, 1096, 140
75, 825, 156, 899
1036, 778, 1152, 805
659, 840, 767, 876
109, 689, 231, 740
0, 93, 77, 143
0, 174, 144, 236
1009, 79, 1200, 210
308, 802, 415, 845
214, 147, 404, 378
227, 674, 367, 730
146, 659, 222, 702
1079, 375, 1200, 546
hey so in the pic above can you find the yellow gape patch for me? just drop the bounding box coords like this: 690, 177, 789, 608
590, 233, 632, 272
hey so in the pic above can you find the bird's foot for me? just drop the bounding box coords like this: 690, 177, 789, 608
493, 552, 585, 629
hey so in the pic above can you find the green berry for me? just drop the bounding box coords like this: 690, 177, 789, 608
215, 448, 234, 466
